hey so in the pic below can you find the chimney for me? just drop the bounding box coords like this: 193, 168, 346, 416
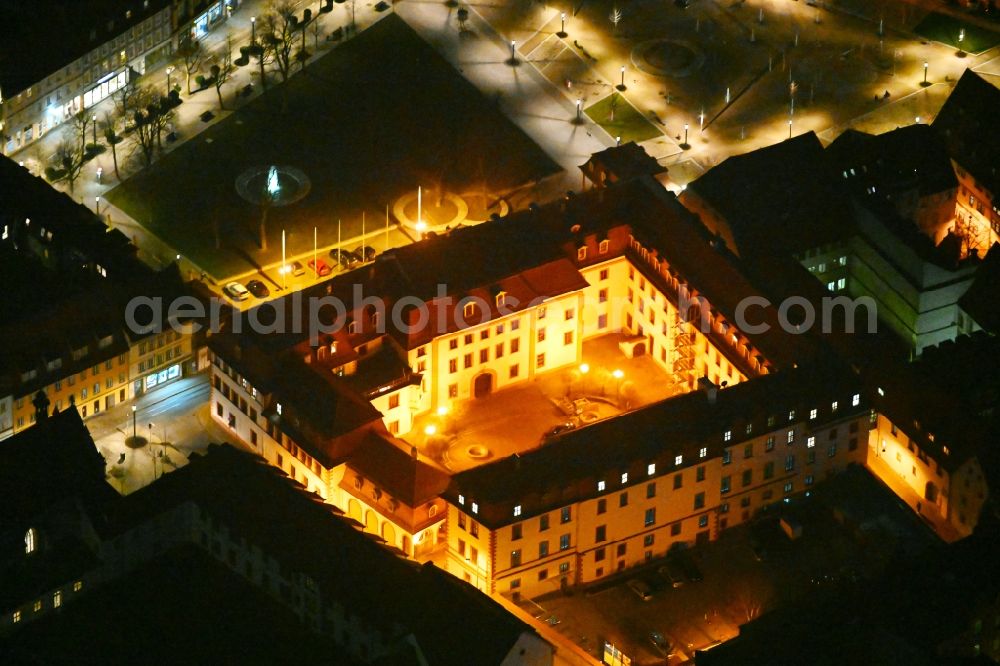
697, 376, 718, 404
32, 390, 51, 422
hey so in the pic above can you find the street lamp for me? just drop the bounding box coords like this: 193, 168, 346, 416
788, 119, 793, 139
579, 363, 590, 374
682, 123, 689, 149
92, 115, 97, 144
166, 65, 175, 95
95, 196, 100, 215
510, 40, 516, 63
921, 61, 929, 87
131, 405, 137, 442
251, 16, 256, 45
617, 65, 626, 91
575, 99, 582, 123
616, 135, 621, 146
558, 12, 567, 38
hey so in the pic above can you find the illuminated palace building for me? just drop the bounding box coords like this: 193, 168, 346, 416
209, 171, 989, 598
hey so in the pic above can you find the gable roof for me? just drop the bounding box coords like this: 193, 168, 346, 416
932, 69, 1000, 197
347, 431, 451, 506
683, 132, 856, 260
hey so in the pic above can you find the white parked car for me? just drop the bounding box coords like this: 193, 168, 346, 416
223, 281, 250, 302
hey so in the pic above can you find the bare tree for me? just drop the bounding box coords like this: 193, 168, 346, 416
101, 112, 123, 180
69, 110, 92, 160
51, 139, 85, 194
112, 78, 140, 134
730, 581, 772, 623
210, 52, 235, 110
261, 2, 299, 84
130, 86, 174, 167
176, 38, 204, 94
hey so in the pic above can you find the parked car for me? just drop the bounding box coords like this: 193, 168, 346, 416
543, 421, 576, 439
222, 281, 250, 302
627, 579, 654, 602
648, 631, 673, 657
289, 260, 305, 276
355, 245, 377, 262
329, 248, 359, 269
658, 561, 685, 588
246, 279, 270, 298
308, 258, 331, 276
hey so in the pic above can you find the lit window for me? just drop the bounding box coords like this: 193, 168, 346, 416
513, 504, 521, 517
877, 387, 884, 397
852, 393, 860, 406
647, 463, 656, 476
787, 430, 795, 443
599, 239, 609, 254
831, 401, 838, 412
788, 410, 796, 420
53, 591, 61, 608
807, 436, 815, 448
12, 611, 20, 623
458, 494, 465, 505
276, 403, 283, 415
675, 454, 683, 466
25, 528, 37, 555
577, 247, 587, 261
724, 430, 731, 442
496, 292, 506, 309
33, 600, 41, 612
809, 408, 817, 419
73, 581, 82, 592
463, 302, 476, 319
597, 480, 606, 492
699, 447, 707, 458
471, 502, 478, 514
837, 278, 846, 290
620, 472, 628, 484
838, 256, 847, 266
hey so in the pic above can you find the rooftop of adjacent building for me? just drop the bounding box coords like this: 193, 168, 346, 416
0, 156, 148, 280
932, 69, 1000, 197
958, 242, 1000, 335
682, 132, 857, 261
0, 0, 173, 98
100, 443, 539, 664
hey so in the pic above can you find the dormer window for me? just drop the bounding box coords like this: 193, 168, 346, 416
577, 247, 587, 261
599, 239, 609, 254
675, 454, 683, 466
620, 472, 628, 484
513, 505, 522, 517
597, 480, 606, 492
458, 494, 465, 505
471, 502, 479, 514
463, 301, 476, 320
852, 393, 860, 407
496, 291, 507, 309
276, 403, 283, 415
25, 528, 38, 555
647, 463, 656, 476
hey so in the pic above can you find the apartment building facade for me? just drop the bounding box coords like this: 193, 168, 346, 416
444, 371, 869, 599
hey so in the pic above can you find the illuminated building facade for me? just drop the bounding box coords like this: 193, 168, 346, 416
444, 367, 870, 598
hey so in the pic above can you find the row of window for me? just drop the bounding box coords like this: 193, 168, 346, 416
10, 581, 83, 624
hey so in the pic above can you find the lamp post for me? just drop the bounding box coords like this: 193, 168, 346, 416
683, 123, 689, 149
510, 40, 516, 63
921, 61, 929, 87
617, 65, 626, 91
558, 12, 567, 38
148, 422, 155, 478
131, 405, 137, 443
251, 16, 256, 45
612, 369, 624, 405
92, 115, 97, 144
576, 99, 582, 123
616, 135, 621, 146
166, 66, 174, 95
788, 119, 793, 139
95, 196, 100, 215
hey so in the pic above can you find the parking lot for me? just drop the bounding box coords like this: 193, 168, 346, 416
529, 465, 937, 664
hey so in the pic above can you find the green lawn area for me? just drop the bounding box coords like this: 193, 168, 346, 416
914, 12, 1000, 53
106, 15, 559, 279
585, 93, 661, 145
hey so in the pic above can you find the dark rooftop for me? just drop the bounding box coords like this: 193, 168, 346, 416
959, 242, 1000, 334
933, 69, 1000, 198
347, 432, 451, 507
103, 444, 537, 663
0, 0, 172, 97
683, 132, 856, 260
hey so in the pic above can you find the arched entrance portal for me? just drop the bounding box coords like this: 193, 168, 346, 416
473, 372, 494, 398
